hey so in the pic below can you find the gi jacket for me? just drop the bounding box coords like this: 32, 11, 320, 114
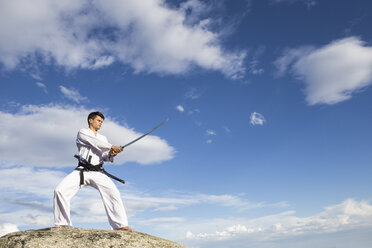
76, 128, 114, 166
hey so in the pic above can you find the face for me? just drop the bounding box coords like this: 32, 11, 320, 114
89, 115, 103, 131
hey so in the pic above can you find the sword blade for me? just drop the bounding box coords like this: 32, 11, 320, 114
120, 118, 168, 149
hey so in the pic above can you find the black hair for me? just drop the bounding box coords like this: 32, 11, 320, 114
87, 111, 105, 126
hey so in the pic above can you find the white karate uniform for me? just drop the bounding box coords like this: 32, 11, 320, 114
54, 128, 128, 229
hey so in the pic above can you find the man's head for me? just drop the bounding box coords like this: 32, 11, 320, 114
88, 111, 105, 131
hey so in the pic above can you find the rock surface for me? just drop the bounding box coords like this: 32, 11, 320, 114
0, 226, 187, 248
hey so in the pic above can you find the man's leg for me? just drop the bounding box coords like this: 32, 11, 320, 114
86, 171, 132, 230
54, 170, 81, 226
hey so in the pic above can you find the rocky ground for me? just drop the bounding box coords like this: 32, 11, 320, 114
0, 226, 187, 248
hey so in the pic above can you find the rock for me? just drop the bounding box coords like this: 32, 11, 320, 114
0, 226, 187, 248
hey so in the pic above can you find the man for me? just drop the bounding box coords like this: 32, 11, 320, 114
54, 111, 133, 232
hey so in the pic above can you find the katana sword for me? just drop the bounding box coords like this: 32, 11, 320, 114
120, 118, 168, 149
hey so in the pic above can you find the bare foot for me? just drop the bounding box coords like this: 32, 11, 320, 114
118, 226, 134, 232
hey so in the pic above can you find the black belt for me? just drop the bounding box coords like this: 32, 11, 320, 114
74, 155, 125, 185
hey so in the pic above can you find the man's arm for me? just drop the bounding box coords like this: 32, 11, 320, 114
77, 129, 113, 152
103, 145, 123, 162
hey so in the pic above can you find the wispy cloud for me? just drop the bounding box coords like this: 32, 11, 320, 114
344, 15, 366, 36
188, 109, 200, 115
21, 215, 51, 226
9, 200, 52, 213
194, 121, 202, 127
0, 0, 246, 78
139, 217, 186, 226
248, 46, 265, 75
59, 86, 88, 103
35, 82, 47, 94
222, 126, 231, 134
275, 37, 372, 105
248, 59, 264, 75
250, 112, 266, 126
186, 199, 372, 243
205, 130, 216, 136
0, 166, 290, 236
153, 205, 179, 212
118, 192, 289, 221
271, 0, 317, 9
185, 88, 202, 100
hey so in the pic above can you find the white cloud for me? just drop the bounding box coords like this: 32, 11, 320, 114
250, 112, 266, 126
274, 46, 314, 77
205, 130, 216, 136
187, 224, 255, 241
0, 223, 19, 237
205, 129, 216, 144
35, 82, 47, 94
0, 167, 65, 198
185, 199, 372, 243
275, 37, 372, 105
180, 0, 211, 26
30, 72, 42, 81
176, 105, 185, 112
0, 104, 175, 167
59, 86, 88, 103
0, 0, 246, 78
324, 198, 372, 217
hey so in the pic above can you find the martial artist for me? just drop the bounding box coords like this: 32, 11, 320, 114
54, 111, 133, 232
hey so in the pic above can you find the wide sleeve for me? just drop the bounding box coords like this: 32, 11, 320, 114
76, 129, 112, 153
102, 135, 114, 163
102, 152, 114, 163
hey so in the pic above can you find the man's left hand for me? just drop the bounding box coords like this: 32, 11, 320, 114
110, 149, 119, 157
110, 150, 117, 157
110, 146, 123, 157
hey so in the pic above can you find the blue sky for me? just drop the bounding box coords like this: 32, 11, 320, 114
1, 0, 372, 247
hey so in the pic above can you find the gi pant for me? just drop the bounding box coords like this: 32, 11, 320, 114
54, 170, 128, 229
